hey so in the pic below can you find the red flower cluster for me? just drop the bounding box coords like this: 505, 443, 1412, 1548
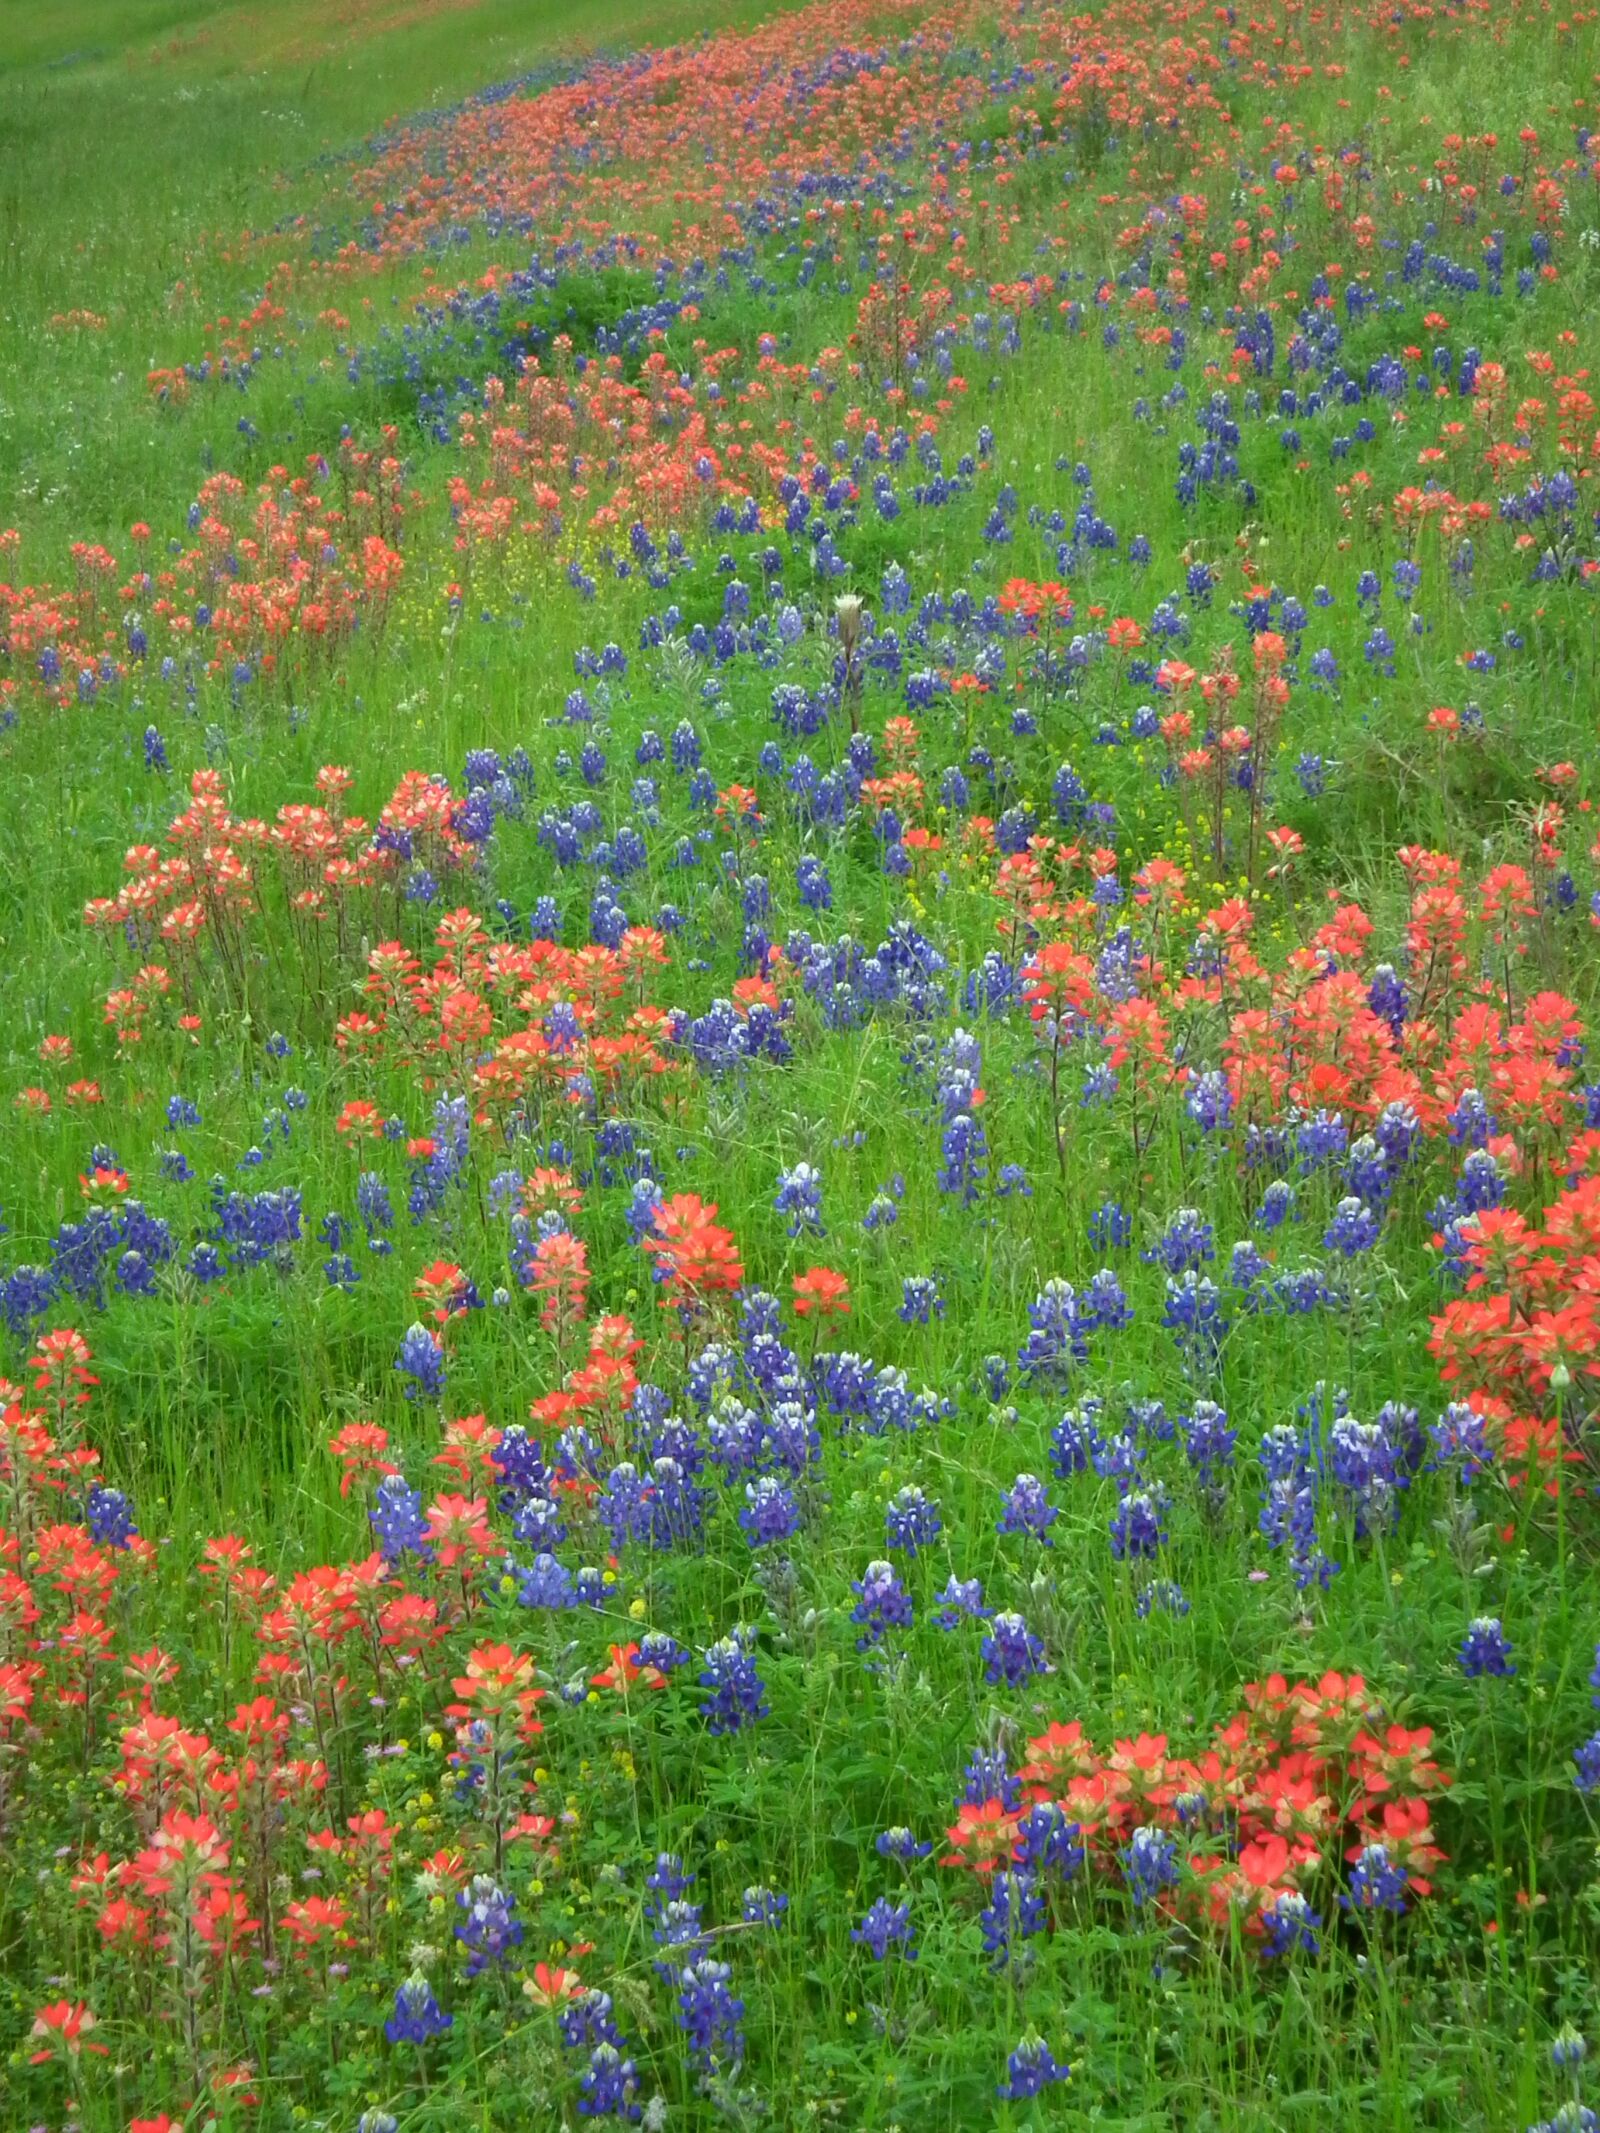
945, 1673, 1450, 1937
1431, 1169, 1600, 1495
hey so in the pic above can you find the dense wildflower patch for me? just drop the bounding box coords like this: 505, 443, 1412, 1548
4, 0, 1600, 2123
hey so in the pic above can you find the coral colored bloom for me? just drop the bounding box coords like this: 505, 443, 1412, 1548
792, 1266, 851, 1318
29, 1999, 107, 2062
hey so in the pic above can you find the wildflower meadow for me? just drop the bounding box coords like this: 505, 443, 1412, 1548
4, 0, 1600, 2124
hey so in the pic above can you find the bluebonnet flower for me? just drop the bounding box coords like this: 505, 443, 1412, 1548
512, 1476, 568, 1546
738, 1476, 801, 1550
933, 1574, 990, 1629
1258, 1423, 1335, 1592
862, 1182, 902, 1232
1459, 1617, 1516, 1678
494, 1423, 550, 1501
1110, 1486, 1170, 1560
517, 1553, 576, 1609
876, 1827, 933, 1862
936, 1027, 983, 1113
982, 1610, 1048, 1685
1324, 1196, 1381, 1258
1256, 1179, 1296, 1231
676, 1960, 744, 2068
637, 1632, 690, 1676
407, 1094, 471, 1224
996, 1162, 1032, 1198
774, 1162, 824, 1238
1089, 1199, 1133, 1250
1329, 1408, 1401, 1538
356, 1171, 394, 1248
1456, 1149, 1505, 1213
796, 856, 832, 910
1081, 1267, 1132, 1331
1527, 2109, 1600, 2133
1164, 1272, 1228, 1370
1135, 1578, 1190, 1618
385, 1972, 452, 2042
998, 2036, 1071, 2100
1178, 1400, 1237, 1494
1551, 2028, 1589, 2072
1341, 1844, 1408, 1915
1346, 1136, 1393, 1204
899, 1274, 944, 1324
649, 1898, 708, 1977
1272, 1265, 1334, 1316
1049, 1402, 1103, 1479
1017, 1278, 1090, 1385
394, 1322, 445, 1401
1129, 1397, 1172, 1444
979, 1868, 1046, 1967
85, 1486, 138, 1550
698, 1630, 769, 1733
1014, 1801, 1084, 1880
961, 1747, 1023, 1810
595, 1464, 654, 1552
625, 1177, 665, 1245
851, 1897, 916, 1960
1261, 1893, 1321, 1959
741, 1886, 788, 1926
937, 1111, 988, 1201
646, 1853, 696, 1907
1121, 1825, 1179, 1906
1573, 1734, 1600, 1794
1375, 1098, 1421, 1170
884, 1485, 941, 1555
648, 1456, 704, 1548
1186, 1070, 1233, 1133
370, 1475, 431, 1564
1448, 1087, 1495, 1148
851, 1559, 914, 1648
578, 2041, 641, 2121
211, 1182, 302, 1266
998, 1473, 1058, 1543
1296, 1110, 1349, 1173
455, 1877, 523, 1973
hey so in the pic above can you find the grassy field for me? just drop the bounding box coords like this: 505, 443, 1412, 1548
2, 0, 1600, 2127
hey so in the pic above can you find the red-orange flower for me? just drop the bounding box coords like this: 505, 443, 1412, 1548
792, 1267, 851, 1319
29, 1999, 108, 2063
